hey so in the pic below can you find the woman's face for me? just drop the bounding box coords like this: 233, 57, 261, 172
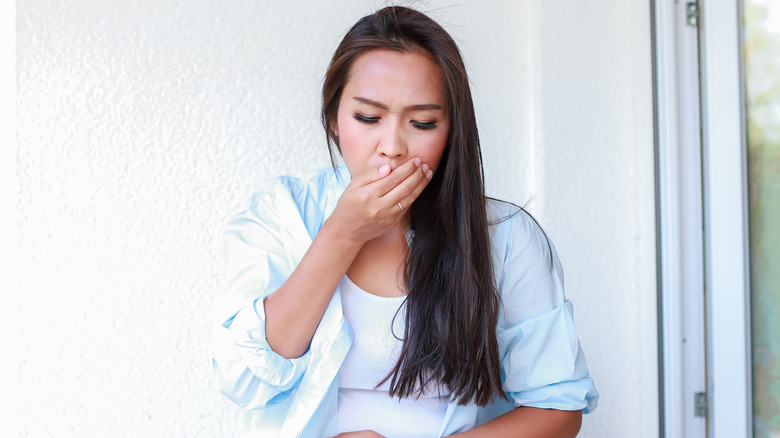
333, 49, 450, 178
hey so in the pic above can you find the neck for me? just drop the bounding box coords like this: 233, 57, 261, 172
346, 224, 409, 297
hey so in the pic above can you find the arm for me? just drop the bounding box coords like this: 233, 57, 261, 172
211, 159, 431, 407
264, 157, 432, 358
447, 206, 597, 435
261, 215, 363, 359
450, 407, 582, 438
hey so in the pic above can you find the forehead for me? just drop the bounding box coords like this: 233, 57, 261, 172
343, 49, 445, 104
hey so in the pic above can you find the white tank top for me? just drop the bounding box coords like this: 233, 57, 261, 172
337, 276, 450, 437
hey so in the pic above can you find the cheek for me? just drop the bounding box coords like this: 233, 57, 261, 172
420, 131, 449, 170
334, 113, 368, 170
335, 111, 354, 150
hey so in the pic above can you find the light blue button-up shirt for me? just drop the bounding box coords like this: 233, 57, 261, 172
211, 166, 598, 437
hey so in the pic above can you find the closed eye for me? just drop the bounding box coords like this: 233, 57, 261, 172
412, 120, 437, 131
354, 114, 379, 124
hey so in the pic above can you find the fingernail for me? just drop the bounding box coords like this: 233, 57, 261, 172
379, 164, 391, 175
426, 170, 433, 179
422, 163, 429, 173
413, 157, 421, 167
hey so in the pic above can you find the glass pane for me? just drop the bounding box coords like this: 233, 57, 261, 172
744, 1, 780, 437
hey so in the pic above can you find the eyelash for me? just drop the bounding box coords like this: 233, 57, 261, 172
412, 121, 437, 131
353, 114, 438, 131
353, 114, 379, 124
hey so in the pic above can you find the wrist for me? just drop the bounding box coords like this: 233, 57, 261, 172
318, 216, 366, 253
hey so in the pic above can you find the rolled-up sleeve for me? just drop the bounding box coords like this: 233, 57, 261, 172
494, 208, 599, 413
498, 301, 598, 412
210, 189, 312, 410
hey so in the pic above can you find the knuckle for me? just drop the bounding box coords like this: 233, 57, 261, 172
367, 205, 381, 219
356, 192, 371, 205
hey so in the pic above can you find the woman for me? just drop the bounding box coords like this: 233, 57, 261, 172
211, 6, 598, 437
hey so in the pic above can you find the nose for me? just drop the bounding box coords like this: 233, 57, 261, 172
376, 121, 407, 159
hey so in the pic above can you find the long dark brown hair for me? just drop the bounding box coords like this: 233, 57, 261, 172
321, 6, 505, 407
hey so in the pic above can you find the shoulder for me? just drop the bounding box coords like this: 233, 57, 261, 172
486, 198, 565, 324
246, 166, 349, 211
486, 198, 553, 261
227, 166, 349, 241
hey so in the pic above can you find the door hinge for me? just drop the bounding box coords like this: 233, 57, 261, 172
694, 391, 708, 417
686, 2, 699, 27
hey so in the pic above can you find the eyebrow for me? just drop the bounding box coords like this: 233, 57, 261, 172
353, 96, 442, 111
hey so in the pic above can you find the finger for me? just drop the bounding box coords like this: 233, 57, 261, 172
382, 162, 432, 209
369, 157, 423, 196
374, 164, 393, 185
350, 163, 392, 188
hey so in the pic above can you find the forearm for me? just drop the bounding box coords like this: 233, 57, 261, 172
264, 218, 363, 359
450, 407, 582, 438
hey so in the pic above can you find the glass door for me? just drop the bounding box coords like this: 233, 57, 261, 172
744, 1, 780, 436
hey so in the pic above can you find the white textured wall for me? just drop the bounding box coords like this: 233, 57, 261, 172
15, 1, 656, 436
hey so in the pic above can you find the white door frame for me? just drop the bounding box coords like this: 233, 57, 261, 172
653, 1, 707, 436
698, 0, 752, 436
654, 0, 752, 436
